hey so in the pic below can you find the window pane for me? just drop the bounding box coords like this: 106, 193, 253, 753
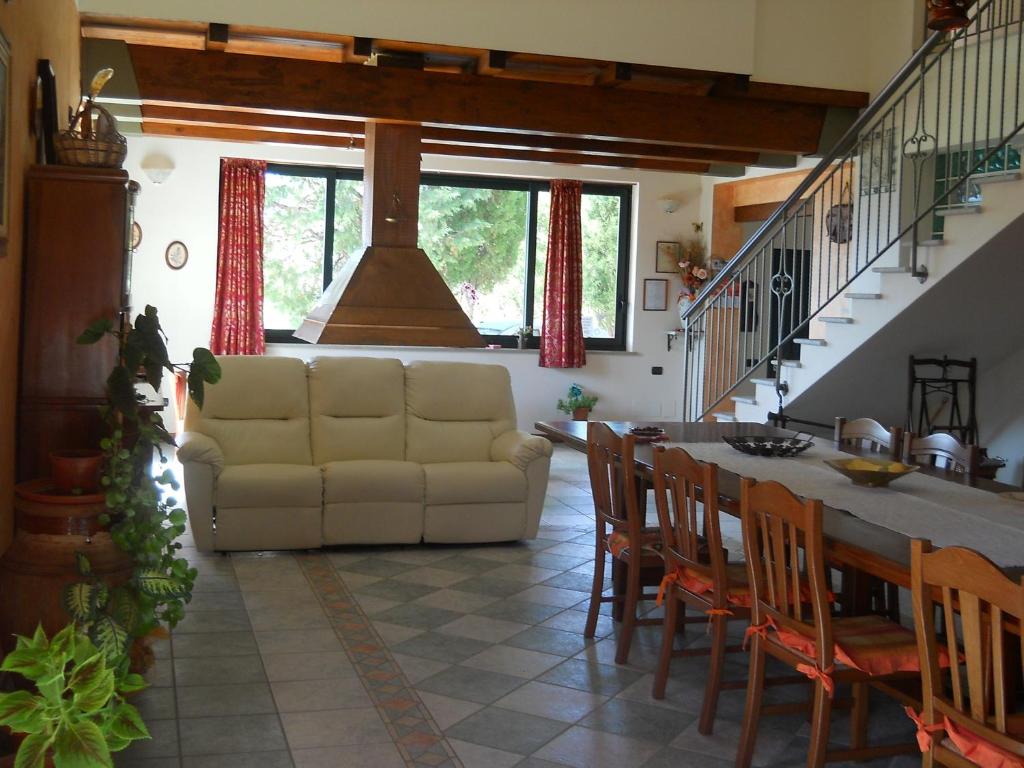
534, 191, 622, 339
333, 177, 364, 275
418, 184, 528, 336
263, 173, 327, 329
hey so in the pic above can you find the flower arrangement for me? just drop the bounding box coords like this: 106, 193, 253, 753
677, 222, 709, 302
556, 383, 598, 416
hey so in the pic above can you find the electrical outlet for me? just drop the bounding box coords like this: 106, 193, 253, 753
651, 366, 663, 375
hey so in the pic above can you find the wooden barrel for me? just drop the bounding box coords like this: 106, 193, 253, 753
0, 479, 134, 651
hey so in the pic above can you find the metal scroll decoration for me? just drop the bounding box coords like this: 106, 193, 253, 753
825, 182, 853, 244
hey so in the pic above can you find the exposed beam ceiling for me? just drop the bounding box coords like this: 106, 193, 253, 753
83, 15, 869, 174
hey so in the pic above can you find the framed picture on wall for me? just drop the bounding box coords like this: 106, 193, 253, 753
655, 240, 681, 273
643, 278, 669, 311
0, 32, 10, 244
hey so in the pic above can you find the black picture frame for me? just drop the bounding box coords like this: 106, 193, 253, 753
642, 278, 669, 311
37, 60, 57, 165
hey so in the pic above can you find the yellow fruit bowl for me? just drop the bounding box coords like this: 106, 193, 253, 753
823, 457, 919, 487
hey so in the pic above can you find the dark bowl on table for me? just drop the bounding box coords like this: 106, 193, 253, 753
722, 435, 814, 458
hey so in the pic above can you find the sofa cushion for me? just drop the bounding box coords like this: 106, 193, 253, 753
188, 356, 313, 465
309, 357, 406, 463
216, 464, 323, 508
323, 460, 424, 503
405, 362, 517, 464
423, 462, 527, 505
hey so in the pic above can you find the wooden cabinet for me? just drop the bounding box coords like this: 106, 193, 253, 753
17, 166, 133, 481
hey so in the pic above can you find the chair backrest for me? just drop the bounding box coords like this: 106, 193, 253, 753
903, 432, 979, 475
910, 540, 1024, 760
834, 417, 902, 457
740, 478, 833, 667
185, 355, 313, 466
652, 446, 727, 605
404, 361, 516, 464
586, 422, 641, 537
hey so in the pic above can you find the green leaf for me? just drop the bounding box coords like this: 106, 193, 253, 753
1, 648, 49, 681
108, 590, 139, 636
0, 691, 47, 734
107, 702, 149, 743
87, 617, 130, 662
72, 634, 100, 667
74, 553, 93, 577
63, 583, 95, 622
49, 624, 77, 661
53, 719, 110, 768
116, 673, 147, 694
76, 318, 113, 345
72, 667, 115, 714
106, 366, 138, 420
15, 732, 52, 768
134, 570, 190, 600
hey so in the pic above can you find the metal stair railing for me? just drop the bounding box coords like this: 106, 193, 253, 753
682, 0, 1024, 423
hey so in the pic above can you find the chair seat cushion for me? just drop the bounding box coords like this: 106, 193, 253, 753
423, 462, 526, 505
906, 709, 1024, 768
217, 464, 322, 508
766, 614, 950, 677
323, 460, 424, 503
661, 563, 751, 607
607, 530, 662, 559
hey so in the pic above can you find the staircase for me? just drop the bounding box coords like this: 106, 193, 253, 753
682, 0, 1024, 425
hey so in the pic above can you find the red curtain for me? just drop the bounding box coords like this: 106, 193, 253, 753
210, 158, 267, 356
539, 180, 586, 368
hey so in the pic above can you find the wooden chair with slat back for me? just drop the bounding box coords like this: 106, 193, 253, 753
737, 478, 923, 768
650, 445, 750, 733
584, 422, 663, 665
903, 432, 981, 476
835, 417, 903, 457
910, 540, 1024, 768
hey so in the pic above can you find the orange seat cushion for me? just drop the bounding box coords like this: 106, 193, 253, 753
943, 717, 1024, 768
770, 614, 949, 676
607, 530, 661, 559
663, 564, 752, 607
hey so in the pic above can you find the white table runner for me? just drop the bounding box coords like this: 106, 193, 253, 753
669, 441, 1024, 567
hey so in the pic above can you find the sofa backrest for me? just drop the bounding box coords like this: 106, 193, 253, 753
185, 356, 313, 465
405, 361, 516, 464
308, 356, 406, 464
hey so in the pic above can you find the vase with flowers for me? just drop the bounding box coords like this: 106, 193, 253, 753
677, 222, 709, 325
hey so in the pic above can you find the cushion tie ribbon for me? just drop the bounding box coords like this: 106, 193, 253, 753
796, 663, 836, 698
904, 708, 945, 752
656, 570, 681, 607
743, 616, 778, 649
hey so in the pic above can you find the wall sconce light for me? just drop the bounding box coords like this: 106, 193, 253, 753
659, 197, 681, 214
140, 153, 175, 184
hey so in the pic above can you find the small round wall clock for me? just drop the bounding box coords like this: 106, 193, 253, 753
131, 221, 142, 250
165, 241, 188, 270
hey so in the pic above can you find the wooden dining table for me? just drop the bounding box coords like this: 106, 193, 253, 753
535, 419, 1024, 597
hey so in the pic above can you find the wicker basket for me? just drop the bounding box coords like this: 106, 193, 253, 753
54, 132, 127, 168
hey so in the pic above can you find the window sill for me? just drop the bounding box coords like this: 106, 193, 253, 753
266, 342, 638, 355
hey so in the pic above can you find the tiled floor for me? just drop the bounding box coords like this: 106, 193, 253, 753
119, 446, 919, 768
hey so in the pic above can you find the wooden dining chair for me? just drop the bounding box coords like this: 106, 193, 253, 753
903, 432, 981, 475
737, 477, 924, 768
834, 417, 903, 457
910, 540, 1024, 767
650, 445, 749, 733
584, 421, 663, 665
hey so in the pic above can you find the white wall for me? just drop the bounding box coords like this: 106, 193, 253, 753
79, 0, 919, 94
980, 345, 1024, 487
126, 134, 704, 432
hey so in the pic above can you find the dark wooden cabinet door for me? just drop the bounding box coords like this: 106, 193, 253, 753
17, 166, 130, 481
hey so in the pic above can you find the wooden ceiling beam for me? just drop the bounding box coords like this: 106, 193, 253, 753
140, 122, 711, 174
127, 45, 827, 153
140, 103, 760, 164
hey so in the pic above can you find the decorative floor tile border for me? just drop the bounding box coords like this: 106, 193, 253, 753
297, 553, 464, 768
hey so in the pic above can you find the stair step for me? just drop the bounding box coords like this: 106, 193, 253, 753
771, 359, 803, 369
975, 170, 1021, 184
844, 292, 882, 300
917, 239, 945, 247
713, 412, 738, 423
731, 396, 757, 405
935, 204, 982, 216
873, 265, 912, 274
751, 378, 776, 386
794, 338, 827, 346
820, 316, 854, 324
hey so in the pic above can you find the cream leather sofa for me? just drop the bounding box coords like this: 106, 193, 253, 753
177, 356, 553, 552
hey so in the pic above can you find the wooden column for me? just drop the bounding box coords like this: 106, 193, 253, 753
362, 121, 422, 248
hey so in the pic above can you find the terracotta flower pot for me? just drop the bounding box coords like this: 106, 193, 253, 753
49, 450, 104, 494
572, 407, 591, 421
927, 1, 970, 30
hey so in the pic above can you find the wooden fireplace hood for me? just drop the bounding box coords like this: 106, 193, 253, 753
294, 122, 484, 347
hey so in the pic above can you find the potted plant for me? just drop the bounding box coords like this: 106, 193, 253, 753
557, 383, 598, 421
0, 624, 149, 768
71, 306, 221, 664
677, 221, 709, 325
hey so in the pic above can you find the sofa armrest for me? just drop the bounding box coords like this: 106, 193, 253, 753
177, 432, 225, 476
491, 430, 553, 470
